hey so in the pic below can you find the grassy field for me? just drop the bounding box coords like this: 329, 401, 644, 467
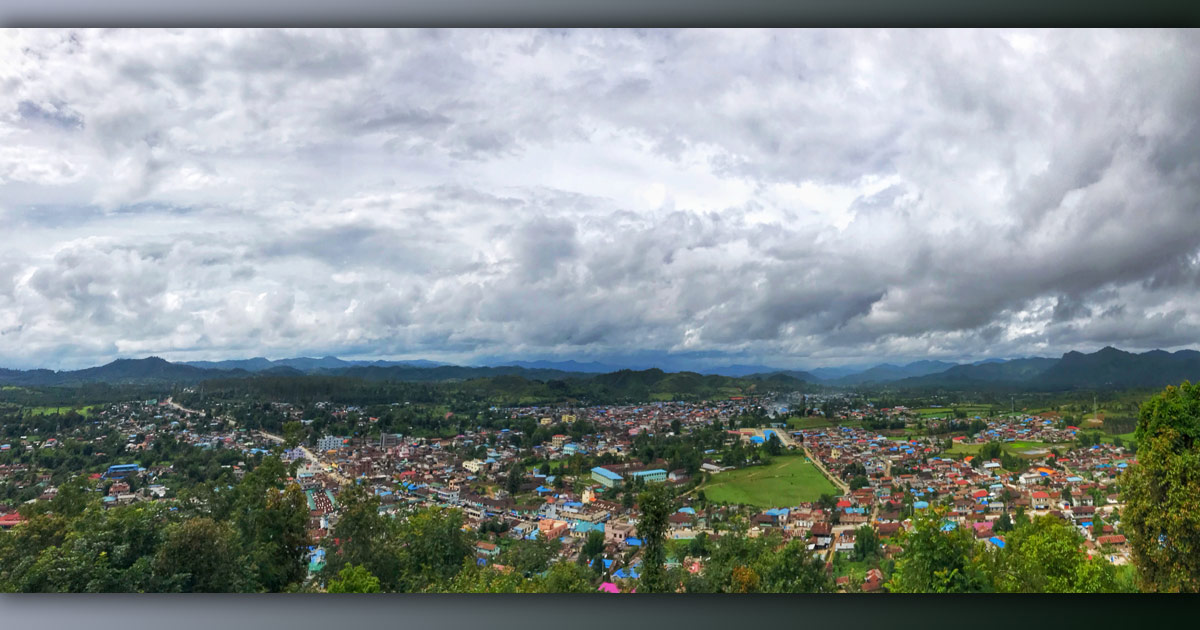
526, 460, 568, 473
701, 455, 838, 508
913, 405, 993, 418
946, 439, 1073, 458
25, 405, 97, 417
786, 417, 835, 430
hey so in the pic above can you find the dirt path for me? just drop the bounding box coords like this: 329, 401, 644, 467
803, 444, 849, 495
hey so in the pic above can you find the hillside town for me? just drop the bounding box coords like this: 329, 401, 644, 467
0, 391, 1137, 592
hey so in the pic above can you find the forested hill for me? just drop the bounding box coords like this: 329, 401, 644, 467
4, 346, 1200, 393
891, 347, 1200, 391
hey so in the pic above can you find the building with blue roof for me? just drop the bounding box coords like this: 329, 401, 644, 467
629, 469, 667, 484
591, 466, 623, 488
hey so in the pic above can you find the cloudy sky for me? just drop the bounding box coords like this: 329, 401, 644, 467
2, 29, 1199, 371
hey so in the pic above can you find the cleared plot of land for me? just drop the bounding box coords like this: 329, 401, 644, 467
946, 439, 1074, 459
702, 455, 838, 508
786, 417, 835, 430
25, 405, 97, 417
912, 405, 992, 418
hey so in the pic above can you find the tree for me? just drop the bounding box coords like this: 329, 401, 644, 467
393, 506, 473, 591
537, 560, 595, 593
984, 515, 1121, 593
886, 508, 989, 593
1123, 381, 1200, 592
326, 563, 381, 593
323, 482, 398, 588
282, 420, 303, 450
853, 524, 880, 561
994, 512, 1014, 533
759, 540, 835, 593
636, 484, 671, 593
765, 433, 783, 456
505, 464, 523, 496
582, 529, 606, 562
154, 517, 245, 593
500, 534, 561, 577
849, 475, 870, 491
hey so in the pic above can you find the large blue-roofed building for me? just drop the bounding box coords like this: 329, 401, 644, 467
591, 466, 623, 488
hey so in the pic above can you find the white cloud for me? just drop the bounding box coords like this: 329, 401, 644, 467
1, 28, 1199, 370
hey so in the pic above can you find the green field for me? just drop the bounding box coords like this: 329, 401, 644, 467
527, 460, 568, 473
946, 439, 1073, 458
25, 405, 97, 417
913, 405, 992, 418
786, 417, 835, 430
701, 455, 839, 508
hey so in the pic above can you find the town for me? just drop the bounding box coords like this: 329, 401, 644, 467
0, 386, 1138, 593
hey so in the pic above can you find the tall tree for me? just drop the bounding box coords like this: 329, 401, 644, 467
1123, 381, 1200, 592
154, 517, 246, 593
886, 508, 989, 593
636, 484, 671, 593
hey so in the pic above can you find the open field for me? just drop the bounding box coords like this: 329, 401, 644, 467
945, 439, 1074, 458
701, 455, 838, 508
912, 405, 993, 418
25, 405, 97, 417
786, 417, 835, 430
526, 460, 568, 473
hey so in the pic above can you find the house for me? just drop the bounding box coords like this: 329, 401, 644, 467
1031, 491, 1051, 510
475, 541, 500, 558
863, 568, 885, 593
606, 521, 636, 546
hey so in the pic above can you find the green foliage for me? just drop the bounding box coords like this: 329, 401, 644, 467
853, 524, 880, 562
499, 534, 562, 577
1123, 381, 1200, 592
155, 517, 247, 592
886, 508, 989, 593
636, 484, 671, 593
983, 516, 1121, 593
327, 563, 382, 593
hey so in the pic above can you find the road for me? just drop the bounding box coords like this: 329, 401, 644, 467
802, 443, 849, 495
165, 398, 352, 485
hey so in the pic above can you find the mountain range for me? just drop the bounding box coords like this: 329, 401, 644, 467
1, 347, 1198, 392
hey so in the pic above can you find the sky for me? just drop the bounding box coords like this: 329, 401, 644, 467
2, 28, 1200, 371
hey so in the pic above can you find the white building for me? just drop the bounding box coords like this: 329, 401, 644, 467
317, 435, 344, 451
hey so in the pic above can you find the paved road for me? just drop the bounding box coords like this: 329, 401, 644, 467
165, 398, 352, 485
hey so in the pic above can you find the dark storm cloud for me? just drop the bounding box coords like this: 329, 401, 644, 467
3, 29, 1200, 370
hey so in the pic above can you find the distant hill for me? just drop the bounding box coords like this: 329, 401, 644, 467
893, 348, 1200, 391
1036, 347, 1200, 389
4, 347, 1200, 392
182, 356, 447, 372
807, 366, 863, 381
896, 357, 1058, 389
0, 357, 245, 386
827, 360, 959, 385
498, 360, 622, 373
698, 364, 791, 378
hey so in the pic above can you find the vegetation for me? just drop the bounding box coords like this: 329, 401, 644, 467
700, 455, 838, 507
1123, 381, 1200, 592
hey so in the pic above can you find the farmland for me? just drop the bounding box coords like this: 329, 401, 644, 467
701, 454, 839, 508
